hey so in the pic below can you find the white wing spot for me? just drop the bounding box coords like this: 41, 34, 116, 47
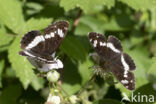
64, 27, 68, 30
25, 36, 45, 50
121, 80, 129, 84
124, 74, 128, 78
107, 43, 121, 53
100, 42, 106, 46
126, 86, 129, 89
121, 54, 129, 70
93, 40, 97, 47
130, 80, 133, 83
58, 29, 64, 37
96, 35, 99, 38
45, 32, 55, 39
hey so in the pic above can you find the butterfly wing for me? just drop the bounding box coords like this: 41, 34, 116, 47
104, 35, 122, 61
88, 32, 108, 61
20, 30, 45, 53
43, 21, 69, 55
107, 36, 136, 90
109, 53, 136, 90
19, 30, 54, 62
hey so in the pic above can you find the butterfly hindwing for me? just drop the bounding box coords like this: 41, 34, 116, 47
122, 53, 136, 70
109, 53, 136, 90
20, 30, 45, 53
110, 63, 135, 90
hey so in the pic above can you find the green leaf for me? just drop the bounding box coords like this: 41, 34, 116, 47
147, 56, 156, 83
60, 36, 87, 62
24, 18, 53, 33
78, 58, 93, 85
62, 58, 93, 95
0, 60, 4, 88
75, 22, 92, 35
119, 0, 156, 11
0, 27, 14, 52
8, 18, 52, 89
0, 84, 22, 104
31, 77, 44, 91
8, 37, 35, 89
0, 0, 24, 33
102, 15, 134, 31
75, 16, 104, 35
25, 2, 43, 15
150, 8, 156, 31
60, 0, 115, 14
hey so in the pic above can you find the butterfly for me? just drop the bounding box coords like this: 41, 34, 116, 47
88, 32, 136, 90
19, 21, 69, 72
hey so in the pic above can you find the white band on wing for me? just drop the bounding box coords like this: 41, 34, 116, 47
121, 54, 129, 71
107, 43, 120, 53
25, 36, 45, 50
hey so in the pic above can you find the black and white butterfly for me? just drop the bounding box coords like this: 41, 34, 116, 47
88, 32, 136, 90
19, 21, 69, 72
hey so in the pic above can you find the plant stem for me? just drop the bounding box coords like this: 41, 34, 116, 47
72, 9, 83, 33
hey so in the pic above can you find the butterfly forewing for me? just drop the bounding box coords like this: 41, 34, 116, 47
88, 32, 108, 61
43, 21, 69, 55
106, 36, 122, 60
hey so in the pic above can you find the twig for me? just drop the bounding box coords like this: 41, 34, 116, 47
72, 9, 83, 33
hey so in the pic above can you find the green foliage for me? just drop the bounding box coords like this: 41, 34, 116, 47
60, 0, 115, 13
0, 0, 24, 33
147, 56, 156, 83
60, 36, 87, 61
0, 60, 4, 87
119, 0, 156, 11
0, 84, 22, 104
0, 0, 155, 103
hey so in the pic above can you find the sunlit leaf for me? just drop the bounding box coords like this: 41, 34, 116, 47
119, 0, 156, 11
0, 0, 24, 33
0, 60, 4, 87
60, 0, 115, 13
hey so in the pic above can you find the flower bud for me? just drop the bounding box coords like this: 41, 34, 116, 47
69, 95, 78, 104
47, 94, 61, 104
47, 70, 60, 83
